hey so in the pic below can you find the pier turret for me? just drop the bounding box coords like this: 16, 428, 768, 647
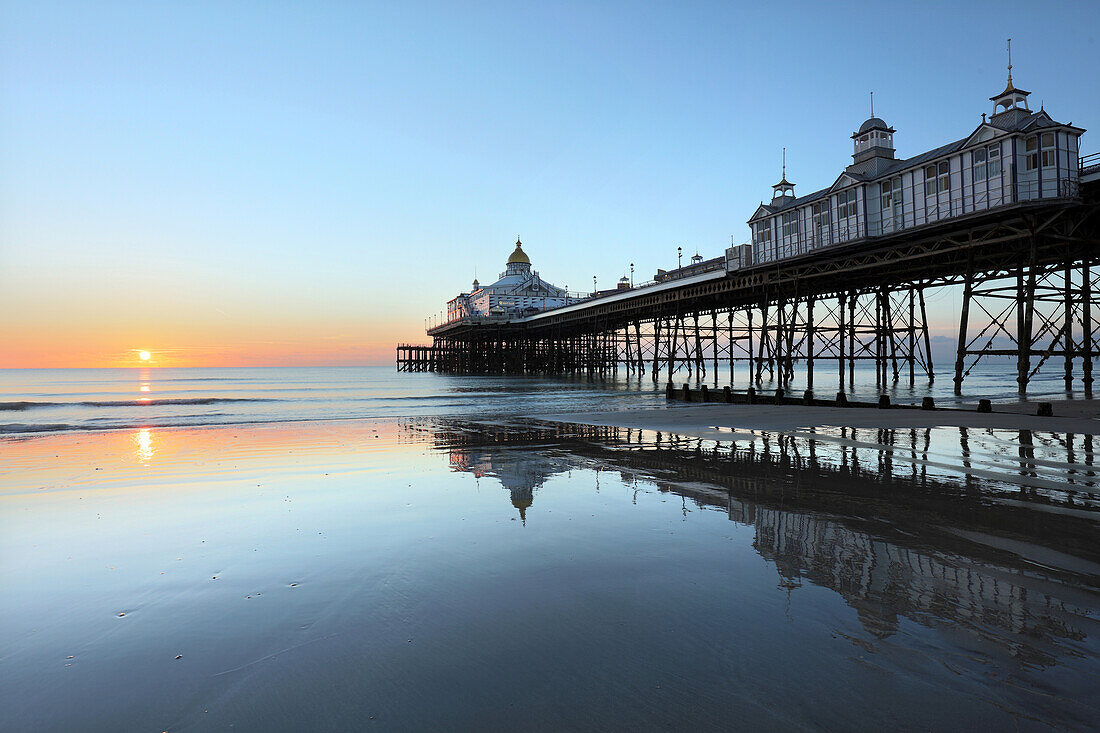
852, 99, 896, 165
989, 39, 1030, 126
770, 148, 795, 205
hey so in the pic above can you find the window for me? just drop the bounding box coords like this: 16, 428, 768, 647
1041, 132, 1055, 168
988, 145, 1001, 177
881, 177, 902, 209
837, 189, 857, 218
755, 221, 771, 245
925, 165, 937, 196
1025, 136, 1038, 170
782, 212, 799, 237
972, 147, 987, 182
938, 161, 950, 193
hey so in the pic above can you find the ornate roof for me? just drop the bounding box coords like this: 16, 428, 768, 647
507, 238, 530, 265
857, 116, 890, 134
990, 79, 1029, 101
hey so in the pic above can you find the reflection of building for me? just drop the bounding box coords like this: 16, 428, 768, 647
448, 444, 567, 524
446, 238, 581, 321
424, 420, 1093, 666
740, 503, 1079, 646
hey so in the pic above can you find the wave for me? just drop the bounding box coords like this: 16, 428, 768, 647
0, 398, 281, 410
0, 423, 82, 433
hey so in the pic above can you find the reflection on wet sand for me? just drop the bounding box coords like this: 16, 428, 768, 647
429, 420, 1100, 672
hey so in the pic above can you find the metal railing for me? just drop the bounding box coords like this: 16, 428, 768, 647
1081, 151, 1100, 177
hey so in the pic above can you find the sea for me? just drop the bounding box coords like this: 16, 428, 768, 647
0, 361, 1085, 436
2, 365, 1099, 730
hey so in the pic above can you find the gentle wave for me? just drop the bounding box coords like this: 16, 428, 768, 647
0, 398, 281, 410
0, 423, 83, 433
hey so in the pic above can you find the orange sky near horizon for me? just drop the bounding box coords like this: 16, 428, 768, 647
0, 318, 417, 368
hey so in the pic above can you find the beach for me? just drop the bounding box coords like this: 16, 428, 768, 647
3, 368, 1100, 730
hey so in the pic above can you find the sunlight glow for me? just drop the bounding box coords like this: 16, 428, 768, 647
139, 351, 151, 361
135, 428, 155, 462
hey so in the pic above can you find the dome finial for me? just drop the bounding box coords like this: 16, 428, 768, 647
870, 91, 874, 117
1006, 38, 1013, 85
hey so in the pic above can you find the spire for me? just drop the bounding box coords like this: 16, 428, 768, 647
870, 91, 874, 117
990, 38, 1029, 115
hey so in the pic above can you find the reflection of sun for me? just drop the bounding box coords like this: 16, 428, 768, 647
135, 428, 155, 462
139, 351, 151, 361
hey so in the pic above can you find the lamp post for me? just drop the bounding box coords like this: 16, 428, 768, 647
593, 275, 597, 295
677, 246, 682, 268
630, 263, 634, 287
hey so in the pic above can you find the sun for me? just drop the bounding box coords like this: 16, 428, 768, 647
139, 351, 151, 361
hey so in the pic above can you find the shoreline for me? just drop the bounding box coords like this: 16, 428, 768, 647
543, 399, 1100, 441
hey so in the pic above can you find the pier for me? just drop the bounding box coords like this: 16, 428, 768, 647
399, 79, 1100, 395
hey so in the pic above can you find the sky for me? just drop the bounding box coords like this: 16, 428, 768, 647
2, 0, 1098, 367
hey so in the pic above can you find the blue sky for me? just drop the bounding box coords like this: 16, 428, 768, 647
2, 1, 1098, 364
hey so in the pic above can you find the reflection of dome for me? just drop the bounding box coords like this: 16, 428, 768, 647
511, 490, 533, 525
507, 238, 530, 264
858, 116, 889, 133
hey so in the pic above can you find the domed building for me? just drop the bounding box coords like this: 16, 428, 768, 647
446, 237, 581, 321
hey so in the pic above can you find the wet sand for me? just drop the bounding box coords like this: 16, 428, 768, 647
3, 417, 1100, 730
546, 399, 1100, 441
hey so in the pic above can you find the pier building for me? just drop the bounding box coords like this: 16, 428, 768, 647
746, 74, 1084, 266
446, 238, 582, 321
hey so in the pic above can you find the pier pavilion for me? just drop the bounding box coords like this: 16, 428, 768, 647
446, 238, 582, 322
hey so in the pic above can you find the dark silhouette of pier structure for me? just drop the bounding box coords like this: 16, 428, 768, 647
399, 162, 1100, 395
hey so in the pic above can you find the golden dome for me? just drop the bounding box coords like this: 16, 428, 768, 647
507, 237, 530, 265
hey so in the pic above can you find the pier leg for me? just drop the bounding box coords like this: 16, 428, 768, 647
807, 297, 815, 391
1084, 263, 1094, 396
954, 254, 974, 394
1065, 259, 1074, 391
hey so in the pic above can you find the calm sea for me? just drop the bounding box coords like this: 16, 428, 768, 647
0, 362, 1082, 435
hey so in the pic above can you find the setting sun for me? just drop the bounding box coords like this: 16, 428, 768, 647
138, 351, 151, 361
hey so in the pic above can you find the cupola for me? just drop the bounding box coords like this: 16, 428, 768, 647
771, 148, 795, 204
504, 236, 533, 277
990, 39, 1030, 119
851, 93, 896, 164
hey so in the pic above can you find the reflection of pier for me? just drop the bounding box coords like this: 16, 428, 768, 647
423, 420, 1099, 665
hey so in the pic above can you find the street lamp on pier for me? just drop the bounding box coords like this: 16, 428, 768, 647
593, 275, 597, 295
630, 263, 634, 287
677, 246, 682, 268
